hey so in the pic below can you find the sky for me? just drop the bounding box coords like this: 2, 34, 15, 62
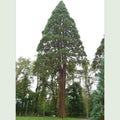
16, 0, 104, 62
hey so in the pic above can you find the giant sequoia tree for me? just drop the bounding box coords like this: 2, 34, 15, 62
36, 1, 86, 118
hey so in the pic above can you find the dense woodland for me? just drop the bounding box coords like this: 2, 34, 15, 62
16, 1, 104, 120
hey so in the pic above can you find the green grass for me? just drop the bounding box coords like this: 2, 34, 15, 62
16, 117, 86, 120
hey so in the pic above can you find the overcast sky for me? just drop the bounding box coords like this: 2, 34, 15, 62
16, 0, 104, 61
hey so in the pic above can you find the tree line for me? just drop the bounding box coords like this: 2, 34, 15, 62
16, 1, 104, 120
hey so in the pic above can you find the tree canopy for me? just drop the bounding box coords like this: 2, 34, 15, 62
35, 1, 87, 118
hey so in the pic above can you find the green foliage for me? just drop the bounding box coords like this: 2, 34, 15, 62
80, 59, 94, 118
16, 58, 31, 96
92, 38, 104, 70
66, 82, 85, 117
16, 57, 33, 115
90, 59, 104, 120
36, 0, 86, 77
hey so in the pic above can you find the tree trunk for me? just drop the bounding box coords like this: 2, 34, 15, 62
52, 92, 57, 114
34, 76, 39, 115
53, 97, 57, 113
34, 95, 39, 115
43, 96, 45, 117
85, 74, 90, 119
25, 100, 29, 116
58, 66, 66, 118
86, 97, 89, 119
21, 100, 24, 115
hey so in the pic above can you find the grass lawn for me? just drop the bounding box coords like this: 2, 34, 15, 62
16, 117, 87, 120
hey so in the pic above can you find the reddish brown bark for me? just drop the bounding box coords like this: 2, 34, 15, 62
58, 65, 66, 118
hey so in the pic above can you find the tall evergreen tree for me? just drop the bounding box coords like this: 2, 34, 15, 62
92, 38, 104, 70
35, 1, 86, 118
90, 59, 104, 120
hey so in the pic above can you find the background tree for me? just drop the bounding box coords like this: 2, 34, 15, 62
35, 1, 86, 118
16, 57, 32, 115
90, 38, 104, 120
90, 59, 104, 120
82, 60, 94, 118
33, 60, 49, 116
47, 76, 59, 115
66, 82, 85, 117
92, 38, 104, 70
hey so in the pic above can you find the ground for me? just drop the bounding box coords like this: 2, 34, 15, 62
16, 117, 88, 120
